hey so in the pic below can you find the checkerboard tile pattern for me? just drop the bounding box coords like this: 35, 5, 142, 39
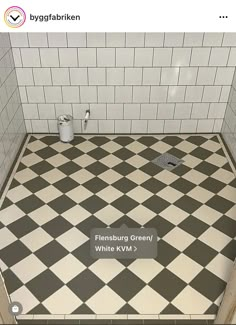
0, 134, 235, 318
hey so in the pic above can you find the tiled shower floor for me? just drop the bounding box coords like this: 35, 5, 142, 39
0, 134, 236, 322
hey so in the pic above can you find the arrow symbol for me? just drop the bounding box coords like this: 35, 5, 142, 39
133, 246, 137, 252
10, 15, 20, 21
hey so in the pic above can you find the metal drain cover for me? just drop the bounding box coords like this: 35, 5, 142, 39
152, 153, 184, 171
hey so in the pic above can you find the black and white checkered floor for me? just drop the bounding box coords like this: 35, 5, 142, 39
0, 134, 235, 321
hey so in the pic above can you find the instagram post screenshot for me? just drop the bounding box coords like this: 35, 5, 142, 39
0, 0, 235, 324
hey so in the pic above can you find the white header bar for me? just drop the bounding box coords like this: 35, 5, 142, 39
0, 0, 235, 32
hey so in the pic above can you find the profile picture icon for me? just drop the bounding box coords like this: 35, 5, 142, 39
4, 6, 26, 28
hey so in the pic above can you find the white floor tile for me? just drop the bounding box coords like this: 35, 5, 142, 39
43, 286, 82, 314
175, 141, 198, 153
218, 185, 236, 203
201, 140, 221, 152
128, 259, 164, 283
100, 141, 122, 153
0, 205, 25, 226
157, 187, 183, 203
50, 142, 72, 153
35, 185, 62, 203
187, 186, 214, 203
163, 227, 195, 252
21, 153, 43, 167
98, 169, 122, 184
97, 186, 123, 203
46, 154, 70, 167
127, 186, 153, 203
100, 155, 122, 168
206, 254, 234, 282
154, 170, 179, 185
28, 205, 58, 226
20, 228, 53, 252
129, 286, 168, 313
182, 169, 208, 185
56, 228, 89, 252
41, 169, 66, 184
0, 228, 17, 249
183, 155, 202, 168
199, 227, 231, 252
150, 141, 172, 153
27, 140, 47, 152
6, 185, 31, 203
50, 254, 86, 283
86, 286, 125, 314
73, 155, 96, 167
61, 205, 91, 226
211, 168, 235, 184
225, 205, 236, 221
71, 169, 94, 184
89, 259, 125, 283
94, 205, 123, 225
75, 141, 97, 153
126, 155, 148, 168
65, 186, 93, 203
11, 254, 47, 283
167, 254, 203, 283
127, 205, 156, 225
193, 205, 223, 225
125, 142, 147, 154
10, 286, 39, 314
206, 154, 228, 167
126, 170, 150, 185
14, 169, 38, 184
172, 286, 212, 314
159, 205, 189, 225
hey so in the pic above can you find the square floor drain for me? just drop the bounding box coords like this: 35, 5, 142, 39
152, 153, 184, 171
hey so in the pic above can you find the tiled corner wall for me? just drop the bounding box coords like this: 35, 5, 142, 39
222, 68, 236, 161
10, 32, 236, 134
0, 33, 26, 191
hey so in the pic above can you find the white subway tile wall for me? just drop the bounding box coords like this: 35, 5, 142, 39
88, 68, 106, 85
125, 68, 142, 85
67, 33, 86, 47
55, 104, 72, 117
140, 104, 157, 119
87, 33, 105, 47
47, 33, 67, 47
59, 48, 78, 67
33, 68, 52, 85
70, 68, 88, 85
107, 104, 124, 119
183, 33, 203, 47
107, 68, 124, 85
0, 33, 26, 190
38, 104, 56, 119
145, 33, 164, 47
178, 67, 197, 85
8, 32, 236, 135
28, 33, 48, 48
44, 87, 62, 103
80, 86, 97, 103
203, 33, 223, 47
106, 33, 125, 48
147, 120, 164, 133
97, 48, 115, 67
